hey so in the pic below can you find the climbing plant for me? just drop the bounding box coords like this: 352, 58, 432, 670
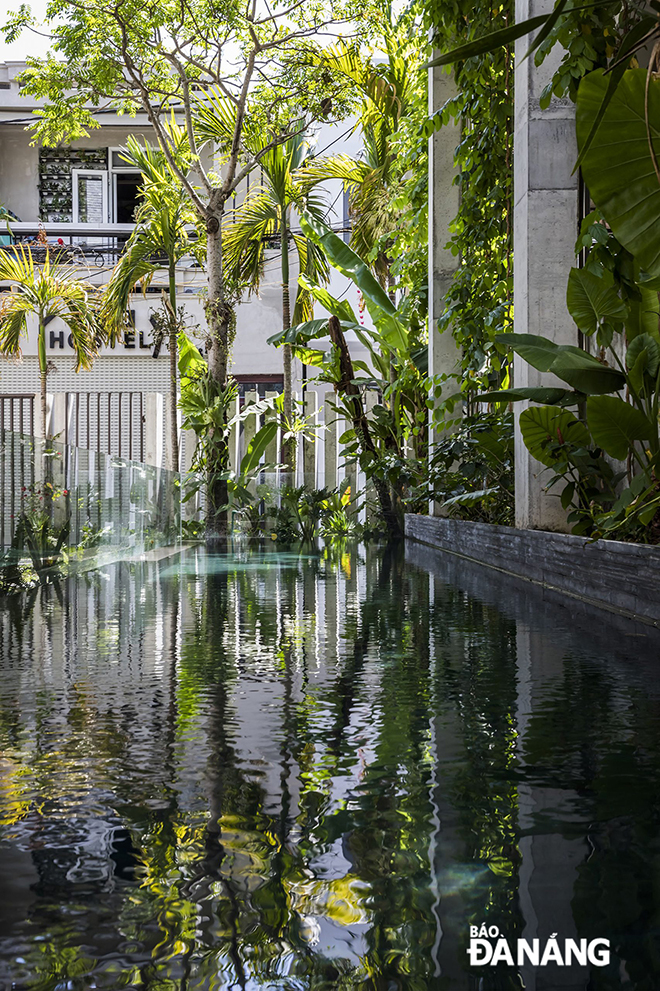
423, 0, 514, 403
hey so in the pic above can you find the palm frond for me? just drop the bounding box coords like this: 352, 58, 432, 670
102, 245, 156, 338
222, 191, 278, 288
0, 303, 28, 357
296, 155, 367, 195
193, 86, 241, 152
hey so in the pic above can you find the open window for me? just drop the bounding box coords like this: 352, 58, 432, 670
72, 170, 108, 224
110, 149, 143, 223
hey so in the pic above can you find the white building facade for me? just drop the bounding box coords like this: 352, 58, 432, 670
0, 60, 366, 480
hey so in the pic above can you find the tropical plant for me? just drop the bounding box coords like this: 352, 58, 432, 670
429, 412, 515, 525
12, 481, 71, 575
302, 16, 425, 297
102, 131, 203, 471
8, 0, 362, 537
222, 128, 342, 475
0, 246, 100, 437
269, 211, 429, 536
177, 331, 280, 523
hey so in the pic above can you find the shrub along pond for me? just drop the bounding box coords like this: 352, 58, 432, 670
0, 543, 659, 989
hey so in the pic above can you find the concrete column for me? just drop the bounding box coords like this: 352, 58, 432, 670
428, 70, 462, 393
144, 393, 164, 468
514, 0, 578, 531
428, 65, 462, 516
323, 392, 337, 491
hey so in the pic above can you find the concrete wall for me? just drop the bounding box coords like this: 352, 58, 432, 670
405, 514, 660, 628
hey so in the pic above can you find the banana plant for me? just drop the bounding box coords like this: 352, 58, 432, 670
177, 331, 281, 516
478, 298, 660, 535
267, 212, 428, 535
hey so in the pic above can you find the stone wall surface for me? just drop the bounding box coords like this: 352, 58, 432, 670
405, 515, 660, 627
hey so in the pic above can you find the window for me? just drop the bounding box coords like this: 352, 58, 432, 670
109, 147, 143, 224
72, 170, 108, 223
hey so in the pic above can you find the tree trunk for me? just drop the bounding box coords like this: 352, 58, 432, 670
204, 209, 233, 542
327, 315, 401, 538
38, 317, 48, 439
168, 262, 180, 473
281, 208, 294, 479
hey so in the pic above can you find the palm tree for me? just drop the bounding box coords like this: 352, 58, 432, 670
0, 245, 100, 438
303, 25, 419, 293
222, 130, 360, 475
102, 133, 201, 472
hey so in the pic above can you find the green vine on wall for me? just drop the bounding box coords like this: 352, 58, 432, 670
423, 0, 514, 405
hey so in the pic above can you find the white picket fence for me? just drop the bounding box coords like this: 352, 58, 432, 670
191, 388, 379, 524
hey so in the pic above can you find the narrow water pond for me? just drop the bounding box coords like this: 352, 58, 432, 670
0, 543, 659, 990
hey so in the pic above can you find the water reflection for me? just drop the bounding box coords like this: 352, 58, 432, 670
0, 543, 658, 989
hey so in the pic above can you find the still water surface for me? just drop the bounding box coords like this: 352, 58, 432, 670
0, 543, 659, 990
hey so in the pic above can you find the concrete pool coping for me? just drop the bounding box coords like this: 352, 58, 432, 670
405, 515, 660, 628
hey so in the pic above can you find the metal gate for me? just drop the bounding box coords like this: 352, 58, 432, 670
0, 394, 35, 438
65, 392, 145, 461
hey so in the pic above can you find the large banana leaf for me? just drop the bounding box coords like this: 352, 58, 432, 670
519, 406, 591, 467
577, 69, 660, 278
499, 332, 626, 393
586, 395, 654, 460
625, 287, 660, 340
566, 267, 627, 335
299, 210, 409, 353
240, 421, 278, 475
477, 387, 579, 406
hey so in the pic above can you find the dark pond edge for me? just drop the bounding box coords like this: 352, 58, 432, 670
404, 514, 660, 630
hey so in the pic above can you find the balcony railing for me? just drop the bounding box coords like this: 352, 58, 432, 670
1, 222, 201, 272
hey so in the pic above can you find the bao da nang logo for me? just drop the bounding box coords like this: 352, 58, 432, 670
467, 925, 610, 967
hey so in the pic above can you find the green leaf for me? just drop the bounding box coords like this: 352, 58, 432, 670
566, 267, 627, 334
548, 350, 626, 394
299, 211, 408, 353
442, 488, 500, 507
477, 387, 580, 405
300, 211, 395, 314
625, 288, 660, 340
240, 421, 278, 475
573, 17, 657, 170
586, 395, 654, 460
577, 69, 660, 278
297, 277, 360, 326
496, 333, 559, 372
177, 330, 206, 378
561, 481, 576, 509
519, 406, 591, 467
627, 333, 660, 377
426, 14, 549, 68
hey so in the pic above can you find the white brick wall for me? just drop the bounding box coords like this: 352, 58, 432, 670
0, 355, 171, 393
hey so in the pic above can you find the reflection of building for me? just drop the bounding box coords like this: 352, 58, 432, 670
0, 60, 366, 472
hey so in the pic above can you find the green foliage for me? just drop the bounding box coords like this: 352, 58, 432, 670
0, 246, 101, 372
577, 68, 660, 279
240, 482, 357, 544
272, 215, 429, 523
423, 0, 513, 399
178, 331, 283, 513
429, 413, 514, 525
12, 482, 71, 575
